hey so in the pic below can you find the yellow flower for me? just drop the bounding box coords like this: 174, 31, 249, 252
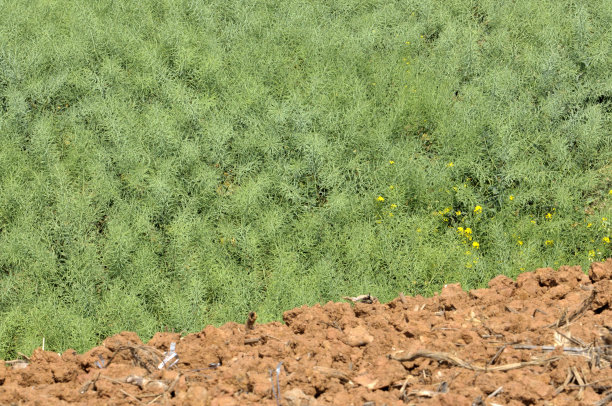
447, 162, 454, 167
457, 226, 464, 233
603, 237, 610, 244
377, 196, 385, 202
545, 213, 552, 219
518, 240, 523, 246
472, 241, 480, 249
474, 205, 482, 214
389, 185, 394, 190
390, 204, 397, 209
589, 250, 595, 257
603, 217, 608, 222
509, 195, 514, 201
389, 160, 395, 164
443, 207, 451, 214
609, 190, 612, 195
455, 211, 461, 216
416, 228, 422, 233
545, 240, 554, 246
531, 220, 536, 224
465, 228, 472, 235
587, 223, 592, 228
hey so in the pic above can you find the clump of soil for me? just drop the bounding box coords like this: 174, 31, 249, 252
1, 260, 611, 405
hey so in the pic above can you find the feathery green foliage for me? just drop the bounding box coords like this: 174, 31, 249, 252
0, 0, 610, 359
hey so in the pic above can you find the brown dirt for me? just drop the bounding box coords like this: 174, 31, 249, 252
1, 260, 612, 406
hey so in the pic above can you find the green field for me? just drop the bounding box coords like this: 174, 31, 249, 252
0, 0, 610, 359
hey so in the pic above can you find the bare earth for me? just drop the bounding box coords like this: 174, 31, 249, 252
1, 260, 611, 406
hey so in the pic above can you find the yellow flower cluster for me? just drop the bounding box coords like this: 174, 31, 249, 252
375, 190, 399, 223
457, 227, 473, 241
457, 225, 480, 268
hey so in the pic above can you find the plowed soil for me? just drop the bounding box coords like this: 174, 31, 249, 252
1, 260, 612, 406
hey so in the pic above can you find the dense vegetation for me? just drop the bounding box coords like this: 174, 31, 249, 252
0, 0, 610, 359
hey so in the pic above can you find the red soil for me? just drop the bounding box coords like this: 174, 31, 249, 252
1, 260, 611, 405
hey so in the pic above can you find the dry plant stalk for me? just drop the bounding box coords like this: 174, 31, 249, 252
548, 289, 595, 328
245, 311, 257, 330
342, 294, 379, 304
389, 350, 560, 372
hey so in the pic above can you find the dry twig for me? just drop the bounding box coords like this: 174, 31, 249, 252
389, 350, 560, 372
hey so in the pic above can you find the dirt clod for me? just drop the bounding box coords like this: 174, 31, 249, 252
1, 261, 612, 405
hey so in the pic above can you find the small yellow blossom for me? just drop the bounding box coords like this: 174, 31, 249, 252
518, 240, 523, 245
604, 237, 610, 244
457, 227, 464, 233
443, 207, 451, 214
545, 213, 552, 219
545, 240, 554, 246
416, 228, 422, 233
389, 185, 394, 189
531, 220, 536, 224
472, 241, 480, 249
389, 160, 395, 164
609, 190, 612, 195
509, 195, 514, 201
465, 228, 472, 235
589, 250, 595, 257
455, 211, 461, 216
587, 223, 592, 228
447, 162, 454, 167
474, 205, 482, 214
377, 196, 385, 202
390, 204, 397, 209
603, 217, 608, 222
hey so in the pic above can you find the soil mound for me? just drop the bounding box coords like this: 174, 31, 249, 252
1, 260, 611, 405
